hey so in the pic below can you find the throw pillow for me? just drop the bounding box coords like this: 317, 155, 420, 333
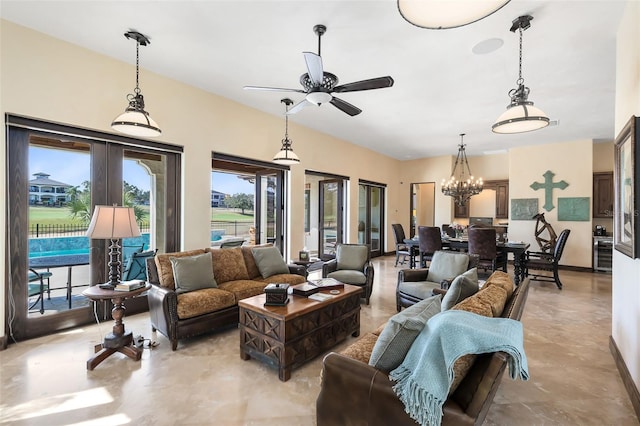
170, 252, 217, 294
251, 246, 289, 278
426, 251, 469, 284
369, 295, 441, 372
441, 268, 479, 311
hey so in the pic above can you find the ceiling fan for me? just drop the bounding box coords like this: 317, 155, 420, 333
244, 24, 394, 116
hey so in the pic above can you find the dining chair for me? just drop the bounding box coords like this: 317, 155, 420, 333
524, 229, 571, 289
442, 224, 456, 238
417, 226, 442, 268
391, 223, 411, 266
467, 227, 507, 277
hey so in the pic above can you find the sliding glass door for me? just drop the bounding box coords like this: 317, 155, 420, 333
6, 115, 181, 340
319, 179, 344, 259
358, 181, 386, 258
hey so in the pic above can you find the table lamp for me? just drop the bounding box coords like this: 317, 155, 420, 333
86, 205, 141, 289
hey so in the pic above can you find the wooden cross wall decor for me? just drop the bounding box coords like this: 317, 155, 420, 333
530, 170, 569, 212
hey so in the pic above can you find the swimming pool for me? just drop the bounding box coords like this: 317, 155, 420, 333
29, 234, 150, 258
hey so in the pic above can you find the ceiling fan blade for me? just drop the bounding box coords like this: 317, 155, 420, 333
243, 85, 305, 93
303, 52, 324, 86
333, 76, 394, 93
286, 99, 314, 115
330, 97, 362, 116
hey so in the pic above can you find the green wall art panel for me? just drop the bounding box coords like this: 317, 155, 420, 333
557, 197, 590, 221
511, 198, 539, 220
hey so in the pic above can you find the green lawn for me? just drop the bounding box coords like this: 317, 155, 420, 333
29, 206, 150, 227
29, 206, 248, 227
211, 208, 254, 222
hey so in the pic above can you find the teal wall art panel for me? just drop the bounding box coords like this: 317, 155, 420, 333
557, 197, 590, 221
511, 198, 539, 220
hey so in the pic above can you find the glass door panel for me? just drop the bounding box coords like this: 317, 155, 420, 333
256, 170, 283, 248
319, 179, 343, 259
27, 139, 93, 318
358, 183, 385, 258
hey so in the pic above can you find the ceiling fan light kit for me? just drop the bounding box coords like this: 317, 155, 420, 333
492, 15, 549, 134
111, 30, 161, 138
441, 134, 483, 206
273, 98, 300, 165
397, 0, 511, 29
244, 24, 394, 117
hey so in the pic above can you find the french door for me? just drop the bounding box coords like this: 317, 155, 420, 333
6, 115, 181, 340
358, 181, 386, 258
256, 170, 284, 248
319, 179, 344, 259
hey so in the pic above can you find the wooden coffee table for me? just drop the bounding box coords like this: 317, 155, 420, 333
238, 283, 362, 381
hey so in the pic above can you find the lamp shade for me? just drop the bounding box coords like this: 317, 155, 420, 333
398, 0, 510, 29
111, 109, 161, 138
273, 148, 300, 165
86, 205, 141, 239
492, 103, 549, 134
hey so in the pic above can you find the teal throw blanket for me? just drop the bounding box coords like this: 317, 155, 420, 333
389, 310, 529, 426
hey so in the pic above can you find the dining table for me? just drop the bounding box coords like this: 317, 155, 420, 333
403, 237, 530, 285
29, 254, 90, 309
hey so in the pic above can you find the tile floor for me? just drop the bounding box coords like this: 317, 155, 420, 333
1, 255, 638, 425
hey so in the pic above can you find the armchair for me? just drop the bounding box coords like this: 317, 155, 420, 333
396, 251, 479, 311
322, 243, 374, 304
525, 229, 570, 289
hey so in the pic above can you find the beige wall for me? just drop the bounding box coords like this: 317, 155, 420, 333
612, 1, 640, 392
509, 140, 594, 267
0, 21, 402, 338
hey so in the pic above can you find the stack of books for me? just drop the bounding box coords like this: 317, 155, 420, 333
114, 279, 146, 292
308, 277, 344, 291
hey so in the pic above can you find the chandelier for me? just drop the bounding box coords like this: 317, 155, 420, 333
441, 134, 483, 206
492, 15, 549, 134
111, 30, 161, 138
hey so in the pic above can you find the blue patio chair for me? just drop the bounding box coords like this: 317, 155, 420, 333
122, 249, 157, 281
28, 268, 52, 314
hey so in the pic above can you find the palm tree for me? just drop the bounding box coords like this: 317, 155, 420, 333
68, 181, 147, 225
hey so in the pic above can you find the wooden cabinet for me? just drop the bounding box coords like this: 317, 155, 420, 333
453, 179, 509, 219
593, 172, 613, 218
454, 202, 469, 218
493, 180, 509, 219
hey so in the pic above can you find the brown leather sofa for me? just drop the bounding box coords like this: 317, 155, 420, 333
145, 245, 306, 350
317, 275, 530, 426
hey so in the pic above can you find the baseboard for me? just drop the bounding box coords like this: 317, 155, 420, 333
609, 335, 640, 420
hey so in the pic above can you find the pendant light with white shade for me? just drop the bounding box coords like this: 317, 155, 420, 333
273, 98, 300, 165
492, 15, 549, 134
111, 30, 161, 138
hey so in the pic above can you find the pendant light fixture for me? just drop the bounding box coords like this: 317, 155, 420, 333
492, 15, 549, 134
111, 30, 161, 138
273, 98, 300, 165
441, 134, 483, 206
398, 0, 510, 30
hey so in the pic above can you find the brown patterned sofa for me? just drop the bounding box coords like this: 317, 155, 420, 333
317, 272, 530, 426
146, 245, 307, 350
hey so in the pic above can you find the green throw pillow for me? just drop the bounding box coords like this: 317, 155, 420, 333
441, 267, 479, 311
251, 246, 289, 278
170, 252, 217, 294
368, 295, 442, 372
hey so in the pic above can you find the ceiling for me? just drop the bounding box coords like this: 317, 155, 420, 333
0, 1, 626, 160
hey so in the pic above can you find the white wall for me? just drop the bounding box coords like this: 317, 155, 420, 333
612, 0, 640, 393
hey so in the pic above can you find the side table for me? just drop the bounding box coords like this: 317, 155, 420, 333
292, 259, 320, 278
82, 284, 150, 370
